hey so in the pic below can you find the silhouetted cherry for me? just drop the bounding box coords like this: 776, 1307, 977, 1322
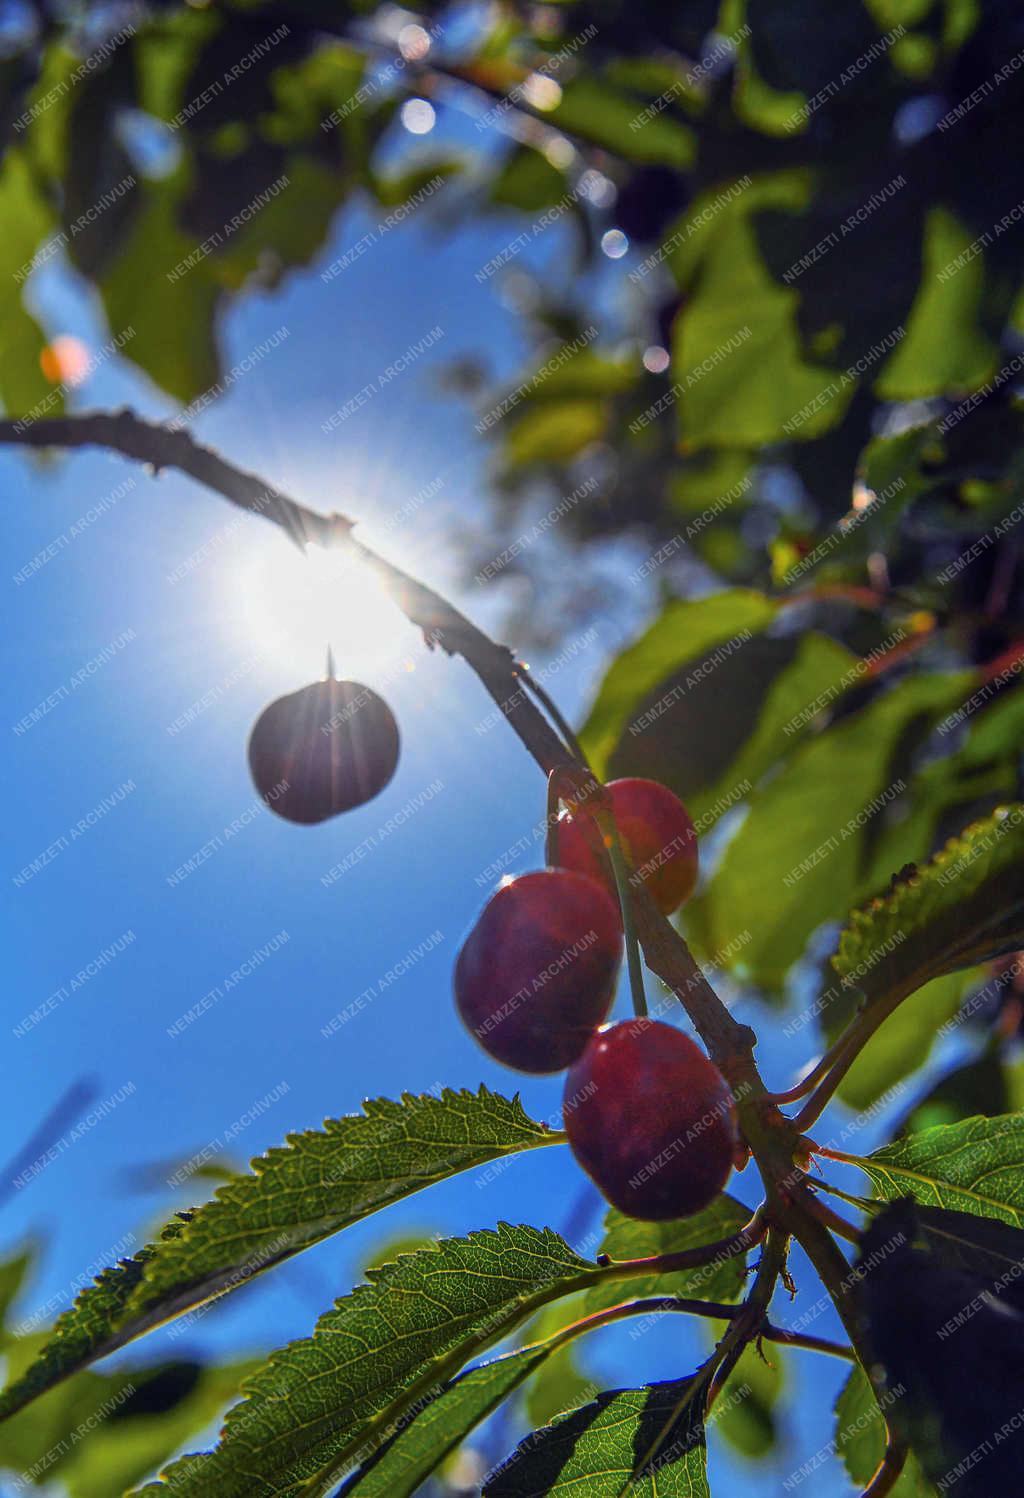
248, 677, 399, 824
454, 869, 623, 1073
557, 778, 699, 915
563, 1018, 737, 1220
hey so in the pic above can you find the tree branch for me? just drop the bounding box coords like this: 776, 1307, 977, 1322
0, 408, 750, 1061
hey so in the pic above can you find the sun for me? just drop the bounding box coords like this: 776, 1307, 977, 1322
231, 535, 418, 684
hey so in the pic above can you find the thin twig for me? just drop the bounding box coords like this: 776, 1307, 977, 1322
861, 1435, 909, 1497
703, 1227, 789, 1416
763, 1024, 865, 1106
546, 1294, 853, 1359
516, 661, 591, 767
804, 1193, 863, 1246
592, 1215, 766, 1286
0, 1078, 98, 1206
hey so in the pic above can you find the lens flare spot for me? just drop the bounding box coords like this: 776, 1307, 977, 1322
400, 98, 436, 134
40, 336, 90, 387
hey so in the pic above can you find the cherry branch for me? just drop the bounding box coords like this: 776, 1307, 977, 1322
0, 408, 748, 1062
703, 1227, 788, 1416
1, 406, 886, 1403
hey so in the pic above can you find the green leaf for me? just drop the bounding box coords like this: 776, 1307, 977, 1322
834, 1365, 936, 1496
585, 1195, 752, 1314
133, 1225, 595, 1498
943, 681, 1024, 773
579, 589, 778, 774
490, 146, 569, 211
0, 1247, 35, 1343
503, 398, 608, 466
483, 1380, 709, 1496
844, 1113, 1024, 1225
0, 1219, 190, 1425
526, 351, 638, 402
550, 78, 695, 167
823, 804, 1024, 1044
877, 207, 999, 401
608, 630, 859, 831
339, 1335, 573, 1497
0, 151, 61, 419
855, 423, 943, 515
670, 173, 845, 448
0, 1089, 561, 1423
100, 176, 221, 405
688, 673, 972, 992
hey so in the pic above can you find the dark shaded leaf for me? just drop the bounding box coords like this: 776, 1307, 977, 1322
856, 1200, 1024, 1495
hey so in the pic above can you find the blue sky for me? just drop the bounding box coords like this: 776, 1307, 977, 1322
0, 103, 911, 1497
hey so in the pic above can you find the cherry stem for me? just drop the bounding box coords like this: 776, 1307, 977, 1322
860, 1435, 909, 1497
593, 1213, 766, 1285
516, 661, 590, 768
763, 1019, 867, 1106
789, 983, 920, 1131
815, 1145, 872, 1169
545, 769, 561, 867
805, 1193, 863, 1245
810, 1175, 877, 1213
791, 1050, 863, 1132
552, 1295, 854, 1360
596, 806, 648, 1019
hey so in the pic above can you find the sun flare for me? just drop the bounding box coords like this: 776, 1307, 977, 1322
233, 537, 417, 684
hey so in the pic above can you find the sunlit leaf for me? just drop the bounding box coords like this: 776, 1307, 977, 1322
340, 1334, 575, 1497
0, 1090, 561, 1422
688, 674, 971, 992
133, 1226, 595, 1498
844, 1113, 1024, 1225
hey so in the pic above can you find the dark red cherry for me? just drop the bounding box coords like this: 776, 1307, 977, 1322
563, 1018, 737, 1220
248, 678, 399, 824
454, 869, 623, 1073
557, 778, 698, 916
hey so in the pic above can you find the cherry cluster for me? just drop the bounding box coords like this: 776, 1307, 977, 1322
247, 678, 738, 1222
456, 778, 739, 1221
